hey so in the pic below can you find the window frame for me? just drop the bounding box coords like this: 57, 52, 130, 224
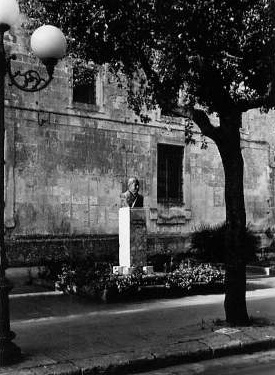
70, 65, 104, 112
73, 73, 97, 105
157, 143, 184, 205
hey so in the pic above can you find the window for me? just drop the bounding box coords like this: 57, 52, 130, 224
157, 144, 183, 204
73, 68, 96, 105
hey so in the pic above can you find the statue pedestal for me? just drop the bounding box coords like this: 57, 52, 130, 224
119, 207, 147, 267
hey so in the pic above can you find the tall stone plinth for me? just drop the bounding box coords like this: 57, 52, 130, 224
119, 207, 147, 267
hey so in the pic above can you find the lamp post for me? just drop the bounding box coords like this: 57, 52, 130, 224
0, 0, 66, 365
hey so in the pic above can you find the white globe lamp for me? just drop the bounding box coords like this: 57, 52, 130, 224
30, 25, 67, 63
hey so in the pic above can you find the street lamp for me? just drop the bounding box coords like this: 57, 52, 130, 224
0, 0, 66, 365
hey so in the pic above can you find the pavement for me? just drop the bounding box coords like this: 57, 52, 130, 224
2, 275, 275, 375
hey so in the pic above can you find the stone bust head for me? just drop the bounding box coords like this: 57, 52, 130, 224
128, 177, 140, 195
122, 177, 144, 208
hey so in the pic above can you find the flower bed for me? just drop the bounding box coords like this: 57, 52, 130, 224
54, 262, 225, 302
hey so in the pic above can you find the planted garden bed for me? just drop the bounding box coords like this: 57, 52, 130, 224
53, 263, 225, 302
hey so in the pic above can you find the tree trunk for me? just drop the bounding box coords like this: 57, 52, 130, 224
217, 114, 249, 326
171, 106, 250, 325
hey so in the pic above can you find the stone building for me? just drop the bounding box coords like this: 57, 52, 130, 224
4, 21, 275, 265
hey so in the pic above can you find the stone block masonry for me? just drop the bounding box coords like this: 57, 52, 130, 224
3, 22, 275, 266
5, 234, 119, 267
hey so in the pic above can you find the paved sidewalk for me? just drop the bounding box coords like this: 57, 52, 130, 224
1, 284, 275, 375
10, 325, 275, 375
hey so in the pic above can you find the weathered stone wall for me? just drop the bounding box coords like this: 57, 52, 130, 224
242, 110, 275, 229
3, 21, 275, 264
6, 234, 118, 266
7, 108, 189, 236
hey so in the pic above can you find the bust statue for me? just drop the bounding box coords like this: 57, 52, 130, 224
122, 177, 144, 208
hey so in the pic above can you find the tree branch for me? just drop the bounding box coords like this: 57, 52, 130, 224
170, 106, 221, 142
237, 65, 275, 112
236, 86, 275, 112
138, 49, 164, 98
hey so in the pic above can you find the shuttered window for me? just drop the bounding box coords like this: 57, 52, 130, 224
157, 144, 183, 204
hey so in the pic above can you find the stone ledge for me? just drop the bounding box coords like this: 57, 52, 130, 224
5, 234, 119, 267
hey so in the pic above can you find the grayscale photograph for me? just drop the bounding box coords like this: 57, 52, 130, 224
0, 1, 275, 374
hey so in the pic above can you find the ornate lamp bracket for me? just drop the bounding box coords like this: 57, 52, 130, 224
7, 54, 57, 92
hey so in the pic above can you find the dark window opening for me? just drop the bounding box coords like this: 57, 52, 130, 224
73, 70, 96, 105
157, 144, 183, 204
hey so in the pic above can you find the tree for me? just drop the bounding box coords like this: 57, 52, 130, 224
20, 0, 275, 326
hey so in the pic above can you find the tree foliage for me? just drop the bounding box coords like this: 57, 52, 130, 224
19, 0, 275, 325
20, 0, 275, 117
189, 222, 259, 264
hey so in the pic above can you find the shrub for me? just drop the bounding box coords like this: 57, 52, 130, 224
189, 222, 259, 264
38, 254, 113, 295
54, 261, 224, 300
147, 253, 174, 272
38, 252, 225, 301
55, 259, 112, 297
38, 257, 67, 282
166, 263, 224, 290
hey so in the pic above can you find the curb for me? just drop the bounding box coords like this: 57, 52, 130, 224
10, 290, 63, 299
10, 334, 275, 375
